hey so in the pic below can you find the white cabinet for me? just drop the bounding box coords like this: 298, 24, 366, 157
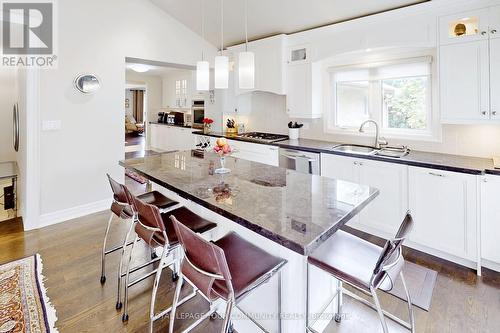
439, 6, 500, 123
408, 166, 477, 261
490, 5, 500, 39
162, 71, 192, 109
227, 139, 279, 166
440, 41, 490, 122
320, 154, 408, 236
490, 38, 500, 119
229, 35, 286, 96
480, 175, 500, 269
439, 9, 490, 45
150, 124, 194, 152
320, 154, 358, 183
286, 61, 322, 119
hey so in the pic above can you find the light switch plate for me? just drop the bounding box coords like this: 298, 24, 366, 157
42, 120, 61, 131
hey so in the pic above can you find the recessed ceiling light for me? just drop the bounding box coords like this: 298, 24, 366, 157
461, 17, 470, 21
365, 48, 372, 52
128, 64, 150, 73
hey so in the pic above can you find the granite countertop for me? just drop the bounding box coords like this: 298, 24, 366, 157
120, 151, 379, 255
193, 132, 497, 175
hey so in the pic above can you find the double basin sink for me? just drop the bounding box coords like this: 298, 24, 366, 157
331, 144, 410, 158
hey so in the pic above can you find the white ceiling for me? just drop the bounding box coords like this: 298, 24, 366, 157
151, 0, 427, 47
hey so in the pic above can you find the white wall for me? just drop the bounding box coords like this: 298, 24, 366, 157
0, 68, 18, 162
36, 0, 217, 224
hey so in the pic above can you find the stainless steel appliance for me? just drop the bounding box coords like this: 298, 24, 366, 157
279, 148, 320, 175
192, 100, 205, 129
237, 132, 289, 144
157, 112, 165, 123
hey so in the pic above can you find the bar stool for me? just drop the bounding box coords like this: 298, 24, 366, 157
169, 215, 287, 333
122, 190, 218, 324
103, 174, 179, 311
306, 212, 415, 333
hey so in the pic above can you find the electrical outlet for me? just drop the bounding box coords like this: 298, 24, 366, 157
42, 120, 61, 131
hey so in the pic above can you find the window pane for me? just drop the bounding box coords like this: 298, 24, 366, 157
382, 76, 428, 130
336, 81, 369, 127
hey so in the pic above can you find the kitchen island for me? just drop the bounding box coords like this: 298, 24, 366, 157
120, 150, 379, 332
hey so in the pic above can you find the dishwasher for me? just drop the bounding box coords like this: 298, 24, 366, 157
279, 148, 321, 175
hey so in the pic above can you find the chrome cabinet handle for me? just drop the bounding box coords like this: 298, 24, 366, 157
492, 29, 497, 34
354, 161, 358, 166
429, 172, 444, 177
13, 103, 19, 152
481, 31, 488, 36
492, 111, 497, 116
482, 111, 488, 115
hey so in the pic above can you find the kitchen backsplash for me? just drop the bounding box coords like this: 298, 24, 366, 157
230, 91, 500, 159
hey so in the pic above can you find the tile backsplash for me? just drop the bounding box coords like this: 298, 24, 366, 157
230, 91, 500, 159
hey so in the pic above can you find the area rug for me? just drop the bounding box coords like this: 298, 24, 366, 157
0, 254, 58, 332
125, 169, 147, 184
388, 261, 438, 311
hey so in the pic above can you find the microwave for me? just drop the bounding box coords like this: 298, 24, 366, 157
192, 100, 205, 129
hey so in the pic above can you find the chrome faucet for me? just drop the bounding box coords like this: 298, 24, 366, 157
359, 120, 387, 149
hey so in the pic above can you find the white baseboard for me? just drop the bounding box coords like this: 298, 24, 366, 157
34, 198, 111, 230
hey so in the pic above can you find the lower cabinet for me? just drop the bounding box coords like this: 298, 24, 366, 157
227, 139, 279, 166
408, 166, 477, 261
480, 175, 500, 268
320, 154, 408, 236
149, 124, 194, 152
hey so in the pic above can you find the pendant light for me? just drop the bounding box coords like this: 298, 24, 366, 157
239, 0, 254, 89
196, 0, 209, 91
214, 0, 229, 89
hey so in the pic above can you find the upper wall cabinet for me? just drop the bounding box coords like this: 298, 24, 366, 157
228, 34, 286, 96
162, 71, 192, 109
439, 6, 500, 124
439, 9, 490, 45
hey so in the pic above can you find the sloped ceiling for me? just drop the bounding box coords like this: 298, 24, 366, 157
151, 0, 428, 47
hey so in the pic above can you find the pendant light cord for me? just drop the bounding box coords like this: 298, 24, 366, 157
244, 0, 248, 52
201, 0, 205, 60
220, 0, 224, 55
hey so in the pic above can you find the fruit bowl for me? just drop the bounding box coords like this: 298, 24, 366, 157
213, 138, 232, 174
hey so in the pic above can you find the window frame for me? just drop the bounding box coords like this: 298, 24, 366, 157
325, 55, 440, 142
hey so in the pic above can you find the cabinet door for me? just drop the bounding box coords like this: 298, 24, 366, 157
358, 160, 408, 236
481, 175, 500, 265
490, 5, 500, 39
408, 167, 477, 260
440, 41, 490, 122
320, 154, 358, 183
490, 38, 500, 120
286, 63, 310, 118
228, 140, 279, 166
150, 124, 159, 149
439, 9, 489, 45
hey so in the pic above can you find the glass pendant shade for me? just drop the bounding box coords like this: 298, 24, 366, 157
214, 55, 229, 89
238, 51, 254, 89
196, 60, 209, 91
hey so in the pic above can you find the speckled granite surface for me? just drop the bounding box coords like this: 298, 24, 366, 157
193, 132, 495, 175
120, 151, 379, 255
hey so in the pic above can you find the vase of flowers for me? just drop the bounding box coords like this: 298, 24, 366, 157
203, 118, 214, 134
213, 137, 232, 174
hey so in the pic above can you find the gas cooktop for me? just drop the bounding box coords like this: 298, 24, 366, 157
237, 132, 289, 143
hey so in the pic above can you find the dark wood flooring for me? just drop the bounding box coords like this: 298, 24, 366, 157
0, 180, 499, 332
125, 133, 145, 147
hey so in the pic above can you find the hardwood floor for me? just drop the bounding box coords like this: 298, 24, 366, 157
0, 188, 499, 332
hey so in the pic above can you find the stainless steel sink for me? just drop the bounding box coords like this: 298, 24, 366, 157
331, 144, 410, 158
331, 144, 377, 155
374, 147, 410, 158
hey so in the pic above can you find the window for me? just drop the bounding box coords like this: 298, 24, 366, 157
328, 57, 433, 138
